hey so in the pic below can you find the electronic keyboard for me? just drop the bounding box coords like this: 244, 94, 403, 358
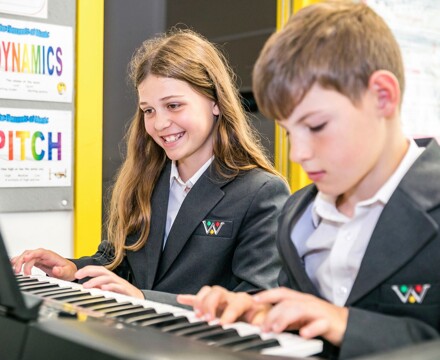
15, 274, 323, 359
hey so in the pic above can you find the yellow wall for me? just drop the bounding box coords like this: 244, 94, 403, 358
275, 0, 321, 191
74, 0, 104, 257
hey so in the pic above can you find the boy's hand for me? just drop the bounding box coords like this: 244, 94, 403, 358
11, 248, 77, 281
177, 285, 271, 325
75, 265, 144, 299
254, 287, 348, 345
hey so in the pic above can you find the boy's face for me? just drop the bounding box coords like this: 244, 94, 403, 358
278, 83, 389, 201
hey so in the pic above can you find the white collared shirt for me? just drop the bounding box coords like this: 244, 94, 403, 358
163, 157, 214, 248
292, 139, 424, 306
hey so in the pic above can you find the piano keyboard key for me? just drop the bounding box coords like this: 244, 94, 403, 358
138, 315, 188, 328
161, 320, 207, 333
17, 274, 323, 358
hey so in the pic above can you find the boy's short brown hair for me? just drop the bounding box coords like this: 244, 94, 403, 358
253, 0, 404, 120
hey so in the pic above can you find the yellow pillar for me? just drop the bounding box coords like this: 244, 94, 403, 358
275, 0, 321, 191
74, 0, 104, 256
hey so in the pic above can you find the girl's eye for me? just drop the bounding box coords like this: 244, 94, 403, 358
168, 103, 181, 110
142, 108, 154, 116
309, 123, 326, 132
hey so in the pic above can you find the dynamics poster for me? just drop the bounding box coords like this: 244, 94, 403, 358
0, 17, 73, 102
0, 108, 72, 187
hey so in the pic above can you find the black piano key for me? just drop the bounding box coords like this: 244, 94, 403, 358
161, 320, 207, 333
46, 290, 85, 299
20, 282, 59, 291
30, 287, 66, 295
110, 307, 156, 320
74, 298, 117, 308
230, 338, 280, 352
86, 300, 128, 311
97, 303, 139, 314
102, 305, 144, 315
190, 327, 239, 341
63, 294, 100, 303
124, 311, 175, 324
68, 296, 107, 305
212, 333, 261, 347
16, 277, 39, 283
23, 284, 60, 293
132, 312, 174, 325
140, 315, 189, 328
173, 323, 222, 337
33, 288, 82, 296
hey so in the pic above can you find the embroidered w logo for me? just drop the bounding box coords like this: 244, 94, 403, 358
202, 220, 225, 236
391, 284, 431, 304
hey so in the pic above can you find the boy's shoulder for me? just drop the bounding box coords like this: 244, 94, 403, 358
398, 138, 440, 210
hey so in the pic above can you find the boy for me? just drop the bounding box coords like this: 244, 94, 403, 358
178, 1, 440, 358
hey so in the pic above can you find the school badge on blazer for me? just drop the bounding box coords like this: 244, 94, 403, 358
391, 284, 431, 304
194, 219, 233, 238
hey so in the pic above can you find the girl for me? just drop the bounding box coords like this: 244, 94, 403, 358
12, 29, 289, 303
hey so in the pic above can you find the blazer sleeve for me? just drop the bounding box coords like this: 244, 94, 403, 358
230, 175, 290, 292
70, 240, 134, 282
70, 240, 114, 269
339, 307, 440, 359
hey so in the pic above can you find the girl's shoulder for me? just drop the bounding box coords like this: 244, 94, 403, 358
237, 168, 289, 191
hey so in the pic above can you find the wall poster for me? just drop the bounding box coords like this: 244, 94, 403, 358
0, 17, 73, 102
0, 0, 48, 19
0, 108, 72, 188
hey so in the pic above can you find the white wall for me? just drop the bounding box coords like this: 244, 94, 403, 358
0, 211, 73, 258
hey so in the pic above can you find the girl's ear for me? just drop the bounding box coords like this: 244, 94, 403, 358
368, 70, 401, 118
213, 103, 220, 116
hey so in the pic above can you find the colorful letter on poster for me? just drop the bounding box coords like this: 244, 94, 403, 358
0, 108, 72, 187
0, 18, 73, 102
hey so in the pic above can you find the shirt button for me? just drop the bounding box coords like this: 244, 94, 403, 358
339, 286, 348, 295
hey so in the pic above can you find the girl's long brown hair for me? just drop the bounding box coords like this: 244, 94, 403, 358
106, 29, 283, 270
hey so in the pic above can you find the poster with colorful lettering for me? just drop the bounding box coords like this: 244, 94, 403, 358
0, 108, 72, 187
0, 18, 73, 102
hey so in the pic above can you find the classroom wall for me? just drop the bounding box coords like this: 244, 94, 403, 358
0, 0, 76, 257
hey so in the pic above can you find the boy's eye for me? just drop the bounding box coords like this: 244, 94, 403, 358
309, 123, 326, 132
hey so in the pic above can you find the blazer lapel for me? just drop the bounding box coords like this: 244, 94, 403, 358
127, 163, 171, 290
154, 167, 232, 283
278, 185, 321, 296
347, 140, 440, 305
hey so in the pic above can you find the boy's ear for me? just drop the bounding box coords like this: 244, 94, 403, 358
368, 70, 401, 117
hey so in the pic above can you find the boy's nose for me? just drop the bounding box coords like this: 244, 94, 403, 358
290, 139, 313, 163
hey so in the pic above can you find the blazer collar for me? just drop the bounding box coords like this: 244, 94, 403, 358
125, 162, 171, 289
154, 163, 235, 284
346, 139, 440, 304
278, 185, 321, 296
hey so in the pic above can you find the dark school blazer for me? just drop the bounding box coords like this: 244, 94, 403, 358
73, 161, 290, 302
277, 139, 440, 359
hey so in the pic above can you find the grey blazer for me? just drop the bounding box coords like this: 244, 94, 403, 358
73, 162, 290, 304
277, 139, 440, 359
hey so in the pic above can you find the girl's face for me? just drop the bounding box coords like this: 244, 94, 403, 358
139, 75, 219, 180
